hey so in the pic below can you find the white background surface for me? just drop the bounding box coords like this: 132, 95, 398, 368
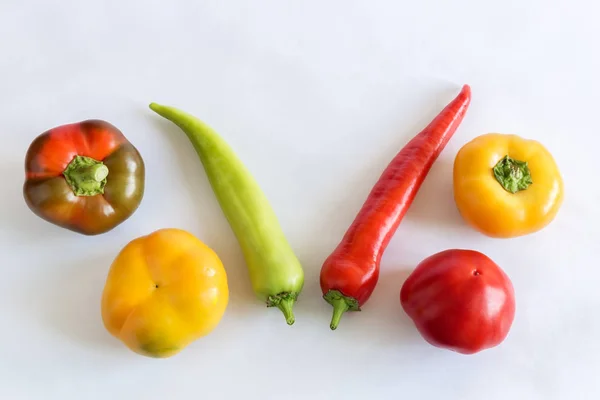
1, 1, 598, 399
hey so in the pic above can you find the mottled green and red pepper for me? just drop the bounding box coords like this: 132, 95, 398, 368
23, 119, 145, 235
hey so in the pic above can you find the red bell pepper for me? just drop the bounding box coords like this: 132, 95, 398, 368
400, 249, 516, 354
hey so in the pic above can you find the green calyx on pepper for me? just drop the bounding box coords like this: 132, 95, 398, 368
493, 155, 533, 194
63, 155, 109, 196
267, 292, 299, 325
324, 290, 360, 330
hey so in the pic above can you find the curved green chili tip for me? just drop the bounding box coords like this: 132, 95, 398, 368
149, 102, 305, 325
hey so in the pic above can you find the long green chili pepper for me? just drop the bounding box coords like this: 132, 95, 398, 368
149, 103, 304, 325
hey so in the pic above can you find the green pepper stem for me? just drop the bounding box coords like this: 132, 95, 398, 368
63, 155, 109, 196
329, 298, 350, 330
323, 290, 360, 331
493, 155, 532, 194
267, 292, 298, 325
81, 164, 109, 182
276, 298, 296, 325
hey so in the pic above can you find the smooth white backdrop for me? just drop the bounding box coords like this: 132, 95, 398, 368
1, 1, 598, 399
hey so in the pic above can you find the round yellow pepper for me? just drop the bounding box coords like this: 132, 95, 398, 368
101, 228, 229, 358
453, 133, 564, 238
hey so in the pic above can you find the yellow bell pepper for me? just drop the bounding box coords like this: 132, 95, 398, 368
101, 228, 229, 358
453, 133, 564, 238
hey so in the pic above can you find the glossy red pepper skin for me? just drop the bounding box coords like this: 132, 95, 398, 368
400, 249, 516, 354
23, 120, 145, 235
320, 85, 472, 330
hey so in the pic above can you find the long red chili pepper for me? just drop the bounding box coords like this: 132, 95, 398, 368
320, 84, 472, 330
